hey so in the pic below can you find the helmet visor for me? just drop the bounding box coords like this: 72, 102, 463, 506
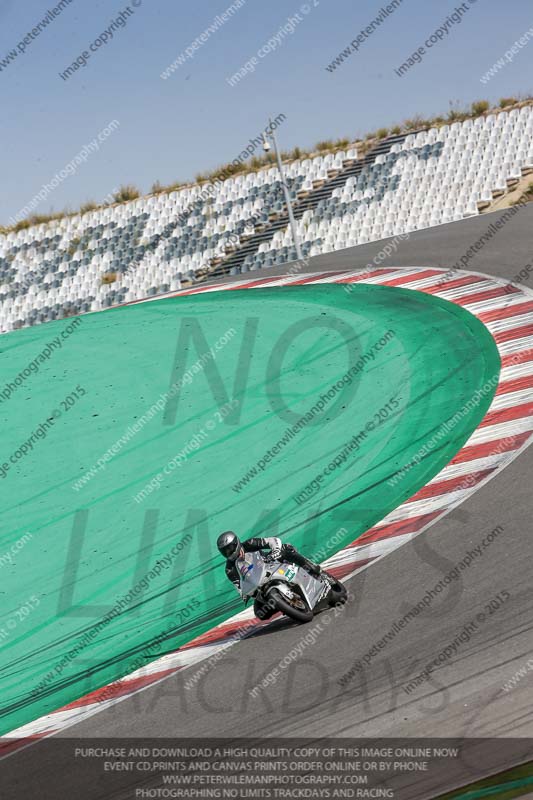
219, 539, 240, 559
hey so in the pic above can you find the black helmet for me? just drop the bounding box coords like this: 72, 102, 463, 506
217, 531, 241, 561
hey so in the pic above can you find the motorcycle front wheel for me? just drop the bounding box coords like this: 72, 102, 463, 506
267, 587, 313, 624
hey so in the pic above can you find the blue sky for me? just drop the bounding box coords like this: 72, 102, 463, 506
1, 0, 532, 223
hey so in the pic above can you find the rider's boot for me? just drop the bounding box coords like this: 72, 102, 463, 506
283, 545, 334, 584
301, 557, 334, 584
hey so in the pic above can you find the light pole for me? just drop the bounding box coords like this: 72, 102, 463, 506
263, 122, 303, 262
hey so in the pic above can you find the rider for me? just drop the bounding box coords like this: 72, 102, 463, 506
217, 531, 330, 617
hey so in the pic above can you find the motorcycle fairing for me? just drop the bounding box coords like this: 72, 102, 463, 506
239, 550, 327, 610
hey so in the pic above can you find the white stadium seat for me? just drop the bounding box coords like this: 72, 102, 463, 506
1, 107, 532, 332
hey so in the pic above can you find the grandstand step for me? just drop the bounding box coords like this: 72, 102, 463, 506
211, 132, 408, 278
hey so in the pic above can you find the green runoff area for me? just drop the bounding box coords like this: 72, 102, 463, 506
0, 283, 500, 735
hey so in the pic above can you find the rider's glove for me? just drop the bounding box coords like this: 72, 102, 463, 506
264, 536, 281, 559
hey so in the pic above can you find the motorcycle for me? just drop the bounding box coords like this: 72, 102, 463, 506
238, 550, 348, 624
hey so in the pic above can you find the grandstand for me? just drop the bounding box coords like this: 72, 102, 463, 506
0, 103, 532, 333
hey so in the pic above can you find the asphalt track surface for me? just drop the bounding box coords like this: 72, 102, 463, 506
4, 206, 533, 798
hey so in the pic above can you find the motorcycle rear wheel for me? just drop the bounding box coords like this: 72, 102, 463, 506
268, 587, 313, 624
327, 578, 348, 606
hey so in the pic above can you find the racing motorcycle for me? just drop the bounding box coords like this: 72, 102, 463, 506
238, 550, 347, 624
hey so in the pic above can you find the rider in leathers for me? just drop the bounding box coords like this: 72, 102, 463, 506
217, 531, 328, 620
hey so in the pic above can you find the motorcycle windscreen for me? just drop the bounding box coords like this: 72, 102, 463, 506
238, 551, 269, 597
